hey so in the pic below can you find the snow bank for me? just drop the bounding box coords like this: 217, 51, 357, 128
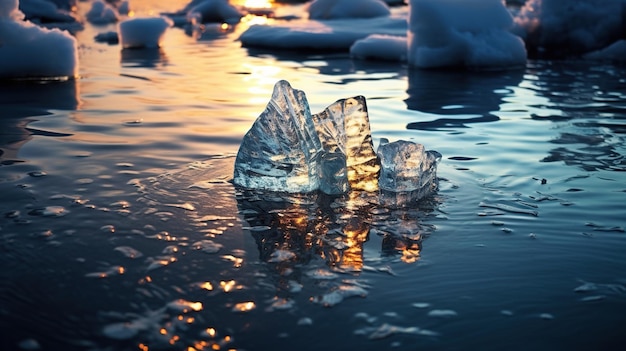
350, 34, 407, 61
240, 15, 406, 52
514, 0, 626, 58
408, 0, 526, 69
0, 0, 78, 79
118, 17, 173, 49
308, 0, 390, 19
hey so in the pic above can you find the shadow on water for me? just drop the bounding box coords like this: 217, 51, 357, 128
0, 80, 78, 165
404, 68, 524, 130
246, 48, 407, 80
120, 48, 168, 68
527, 61, 626, 172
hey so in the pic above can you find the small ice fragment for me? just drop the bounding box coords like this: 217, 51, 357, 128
427, 309, 458, 318
268, 249, 296, 263
266, 297, 295, 311
539, 313, 554, 320
288, 280, 303, 293
313, 285, 368, 307
411, 302, 430, 309
114, 246, 143, 258
377, 139, 441, 207
297, 317, 313, 326
306, 269, 339, 280
368, 323, 420, 340
192, 240, 223, 254
500, 310, 514, 316
29, 206, 69, 217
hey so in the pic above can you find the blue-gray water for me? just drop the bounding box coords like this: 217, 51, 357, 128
1, 3, 626, 351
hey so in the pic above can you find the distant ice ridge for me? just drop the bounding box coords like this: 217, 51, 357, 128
233, 80, 440, 206
0, 0, 78, 79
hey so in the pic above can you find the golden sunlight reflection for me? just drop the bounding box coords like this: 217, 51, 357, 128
232, 301, 256, 312
243, 64, 283, 104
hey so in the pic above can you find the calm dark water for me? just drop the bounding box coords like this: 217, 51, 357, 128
1, 2, 626, 351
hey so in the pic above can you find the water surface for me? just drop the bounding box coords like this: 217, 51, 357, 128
1, 2, 625, 351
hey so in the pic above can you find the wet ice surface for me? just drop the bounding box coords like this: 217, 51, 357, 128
1, 3, 626, 350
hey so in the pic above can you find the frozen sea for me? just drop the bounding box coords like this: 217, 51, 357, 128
1, 1, 626, 351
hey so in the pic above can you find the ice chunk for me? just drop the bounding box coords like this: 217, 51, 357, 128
234, 80, 440, 202
118, 17, 172, 49
408, 0, 526, 69
86, 0, 119, 25
308, 0, 390, 20
377, 139, 441, 207
233, 80, 323, 193
0, 2, 78, 79
312, 95, 380, 192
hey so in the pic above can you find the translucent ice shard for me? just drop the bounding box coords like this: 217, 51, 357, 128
233, 80, 323, 193
312, 96, 380, 192
377, 139, 441, 207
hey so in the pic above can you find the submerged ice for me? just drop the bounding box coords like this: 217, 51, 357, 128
233, 80, 440, 206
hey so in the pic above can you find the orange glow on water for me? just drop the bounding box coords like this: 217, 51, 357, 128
138, 343, 149, 351
200, 281, 214, 291
232, 301, 256, 312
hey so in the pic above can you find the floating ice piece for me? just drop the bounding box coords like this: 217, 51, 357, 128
308, 0, 390, 20
239, 15, 407, 52
350, 34, 407, 62
118, 17, 173, 49
0, 2, 78, 79
312, 95, 380, 192
234, 80, 440, 203
427, 309, 458, 318
233, 80, 379, 194
179, 0, 243, 24
408, 0, 526, 69
86, 0, 119, 25
192, 239, 223, 253
233, 80, 322, 193
312, 284, 368, 307
377, 139, 441, 207
514, 0, 626, 58
19, 0, 79, 24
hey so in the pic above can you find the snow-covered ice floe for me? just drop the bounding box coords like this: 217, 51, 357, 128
239, 10, 406, 52
0, 0, 78, 79
233, 80, 440, 207
118, 16, 173, 49
514, 0, 626, 59
408, 0, 526, 69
